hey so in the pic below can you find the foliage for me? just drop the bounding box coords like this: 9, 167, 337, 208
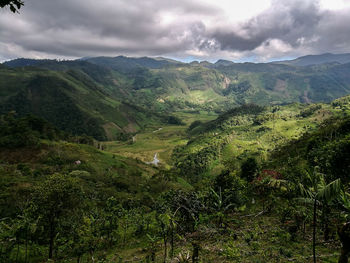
0, 0, 23, 12
297, 170, 341, 263
0, 113, 61, 148
1, 65, 350, 262
241, 157, 260, 182
30, 173, 84, 258
165, 115, 186, 125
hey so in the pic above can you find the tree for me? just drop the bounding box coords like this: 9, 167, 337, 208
298, 170, 341, 263
241, 157, 259, 182
31, 173, 84, 259
103, 197, 122, 246
165, 191, 205, 262
0, 210, 38, 263
0, 0, 23, 13
155, 212, 171, 263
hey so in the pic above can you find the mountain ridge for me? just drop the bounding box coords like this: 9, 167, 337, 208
3, 53, 350, 140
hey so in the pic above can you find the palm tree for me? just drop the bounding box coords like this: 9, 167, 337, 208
298, 170, 341, 263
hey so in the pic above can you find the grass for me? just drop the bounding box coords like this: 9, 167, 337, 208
173, 101, 350, 178
104, 112, 217, 168
105, 125, 187, 168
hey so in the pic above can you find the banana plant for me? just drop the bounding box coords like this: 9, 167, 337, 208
297, 169, 341, 263
210, 187, 235, 228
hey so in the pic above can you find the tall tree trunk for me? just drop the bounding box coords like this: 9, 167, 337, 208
313, 199, 317, 263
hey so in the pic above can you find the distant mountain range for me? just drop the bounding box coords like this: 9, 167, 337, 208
273, 53, 350, 66
3, 52, 350, 139
6, 52, 350, 69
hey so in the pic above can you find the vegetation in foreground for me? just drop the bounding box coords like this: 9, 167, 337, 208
1, 95, 350, 263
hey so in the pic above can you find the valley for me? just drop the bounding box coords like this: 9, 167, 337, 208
104, 112, 217, 168
1, 54, 350, 263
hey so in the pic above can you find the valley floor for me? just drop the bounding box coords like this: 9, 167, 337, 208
104, 112, 217, 168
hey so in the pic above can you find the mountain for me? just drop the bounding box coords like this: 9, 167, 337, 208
3, 53, 350, 141
214, 61, 350, 104
83, 55, 350, 108
0, 63, 163, 140
2, 58, 350, 262
83, 55, 182, 73
274, 52, 350, 66
214, 59, 234, 66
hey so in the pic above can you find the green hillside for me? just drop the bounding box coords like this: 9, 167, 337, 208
4, 56, 350, 125
0, 65, 163, 140
2, 95, 350, 263
173, 96, 349, 181
85, 56, 350, 110
3, 55, 350, 262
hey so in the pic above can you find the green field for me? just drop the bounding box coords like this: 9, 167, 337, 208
104, 112, 217, 168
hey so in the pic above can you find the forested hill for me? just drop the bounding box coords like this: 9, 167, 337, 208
3, 54, 350, 140
0, 62, 164, 140
1, 93, 350, 262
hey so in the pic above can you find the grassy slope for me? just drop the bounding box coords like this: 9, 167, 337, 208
174, 98, 348, 179
0, 137, 171, 223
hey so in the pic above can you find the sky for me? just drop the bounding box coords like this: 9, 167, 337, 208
1, 0, 350, 62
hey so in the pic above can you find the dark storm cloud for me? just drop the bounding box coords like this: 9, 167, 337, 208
205, 0, 350, 58
0, 0, 215, 59
208, 0, 323, 51
1, 0, 350, 61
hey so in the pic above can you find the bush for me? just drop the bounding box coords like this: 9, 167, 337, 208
241, 157, 259, 182
165, 115, 185, 125
188, 120, 202, 131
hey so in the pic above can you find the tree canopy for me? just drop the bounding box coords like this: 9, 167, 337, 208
0, 0, 23, 13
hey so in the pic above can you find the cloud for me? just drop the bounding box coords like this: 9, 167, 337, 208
0, 0, 350, 62
0, 0, 216, 59
201, 0, 350, 61
206, 1, 322, 51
